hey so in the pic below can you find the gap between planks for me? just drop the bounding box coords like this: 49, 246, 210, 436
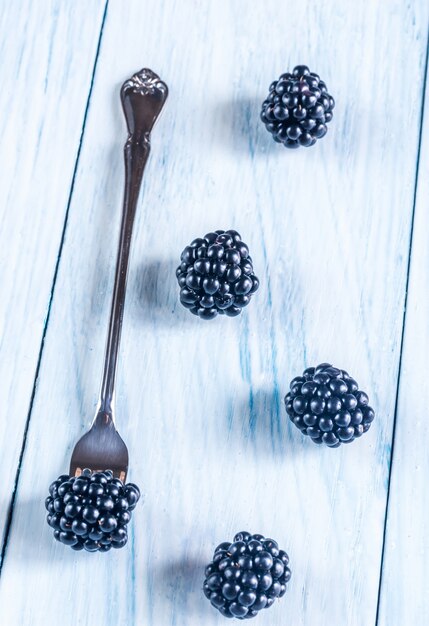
0, 0, 110, 575
374, 24, 429, 626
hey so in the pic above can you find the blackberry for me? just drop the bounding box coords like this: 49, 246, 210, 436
45, 469, 140, 552
261, 65, 335, 148
176, 230, 259, 320
284, 363, 375, 447
203, 531, 291, 619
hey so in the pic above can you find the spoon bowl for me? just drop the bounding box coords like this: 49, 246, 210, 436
69, 410, 129, 482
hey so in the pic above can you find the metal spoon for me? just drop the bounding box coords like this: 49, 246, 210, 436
69, 68, 168, 482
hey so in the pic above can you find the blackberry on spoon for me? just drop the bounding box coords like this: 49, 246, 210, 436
261, 65, 335, 148
45, 470, 140, 552
45, 69, 168, 551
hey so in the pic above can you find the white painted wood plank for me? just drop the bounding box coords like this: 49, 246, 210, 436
0, 1, 427, 625
376, 48, 429, 626
0, 1, 106, 541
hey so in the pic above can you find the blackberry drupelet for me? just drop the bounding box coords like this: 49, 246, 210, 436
203, 531, 291, 619
284, 363, 375, 447
45, 469, 140, 552
261, 65, 335, 148
176, 230, 259, 320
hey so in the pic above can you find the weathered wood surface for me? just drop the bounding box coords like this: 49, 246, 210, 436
0, 1, 428, 625
377, 41, 429, 626
0, 0, 107, 543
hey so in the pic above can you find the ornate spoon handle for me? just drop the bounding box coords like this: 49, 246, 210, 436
97, 68, 168, 421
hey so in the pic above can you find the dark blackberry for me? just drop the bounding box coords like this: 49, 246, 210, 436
284, 363, 375, 447
45, 469, 140, 552
176, 230, 259, 320
203, 531, 291, 619
261, 65, 335, 148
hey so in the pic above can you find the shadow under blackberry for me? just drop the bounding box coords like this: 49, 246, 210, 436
227, 388, 320, 458
131, 258, 193, 326
1, 497, 69, 566
153, 555, 208, 616
213, 97, 279, 155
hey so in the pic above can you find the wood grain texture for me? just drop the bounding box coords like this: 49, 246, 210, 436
0, 0, 107, 542
376, 43, 429, 626
0, 1, 428, 625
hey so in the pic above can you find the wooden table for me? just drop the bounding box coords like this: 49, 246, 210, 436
0, 1, 428, 624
